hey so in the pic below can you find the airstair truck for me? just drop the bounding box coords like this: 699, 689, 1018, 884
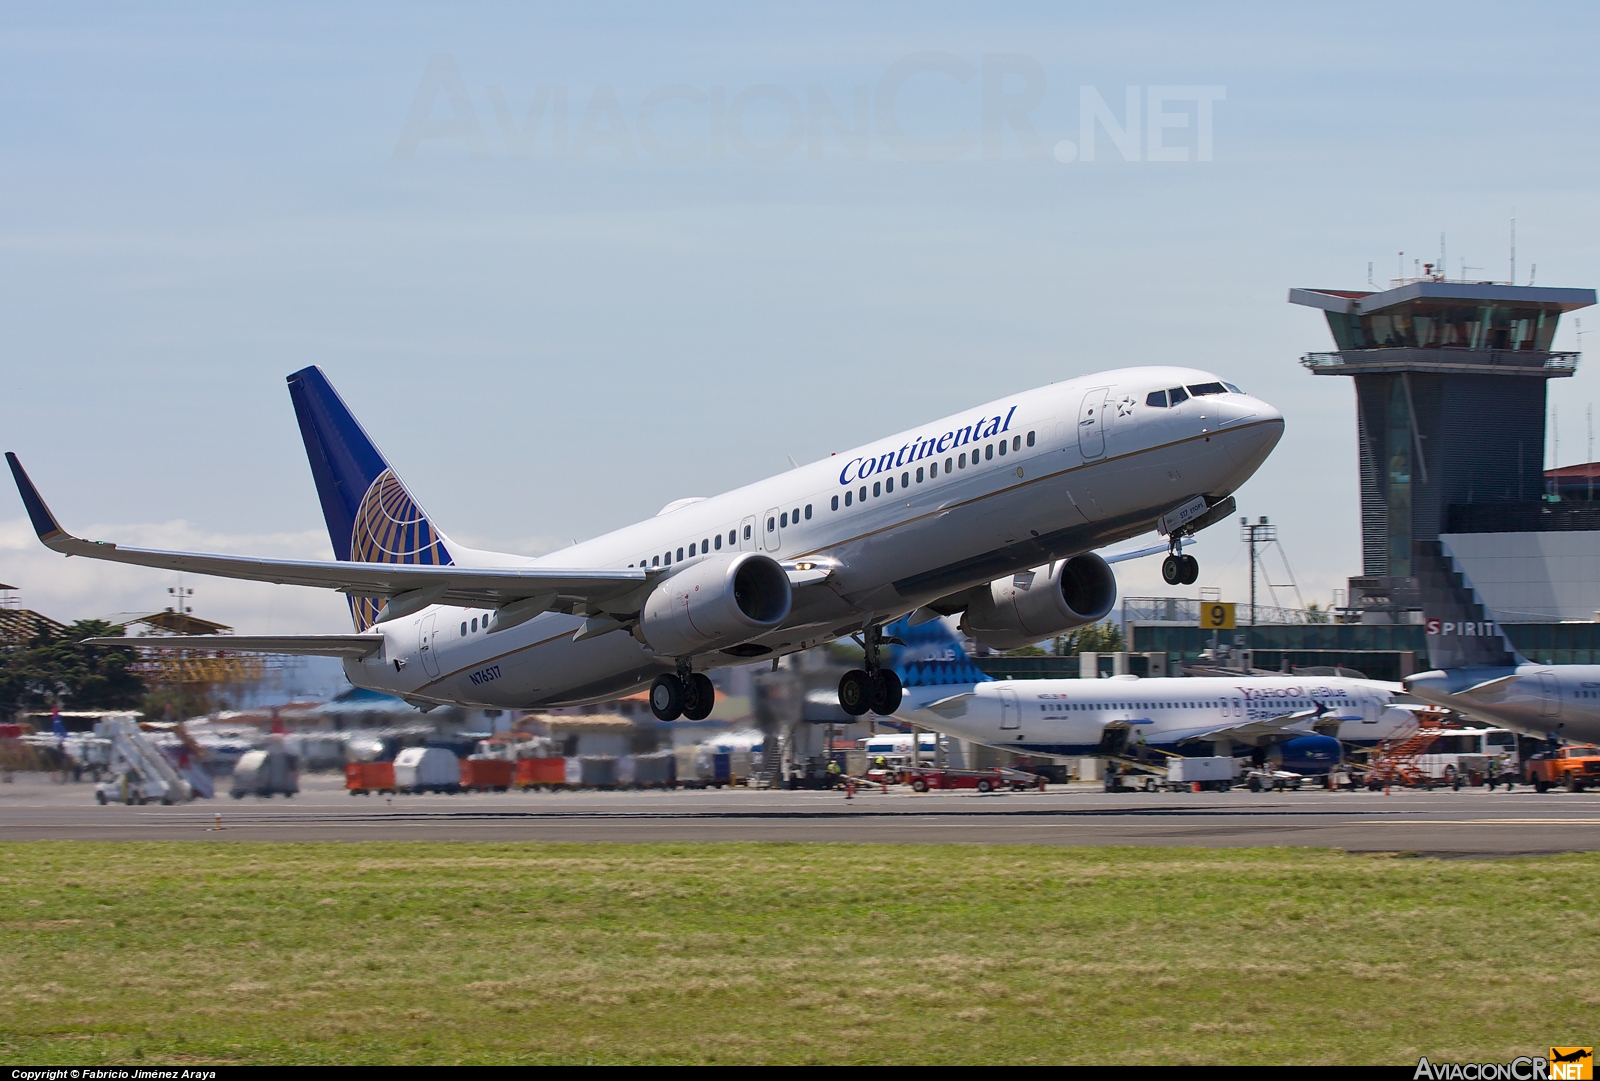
93, 715, 194, 806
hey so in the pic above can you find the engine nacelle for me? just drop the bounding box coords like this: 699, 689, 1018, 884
959, 554, 1117, 651
636, 552, 792, 656
1268, 735, 1343, 776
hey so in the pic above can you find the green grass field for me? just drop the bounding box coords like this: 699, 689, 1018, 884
1, 842, 1595, 1065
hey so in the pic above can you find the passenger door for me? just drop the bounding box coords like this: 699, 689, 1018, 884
999, 686, 1021, 730
763, 507, 782, 553
1078, 387, 1110, 460
1538, 670, 1562, 718
739, 514, 757, 551
418, 613, 440, 678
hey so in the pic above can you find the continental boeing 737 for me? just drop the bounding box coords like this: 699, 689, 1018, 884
885, 615, 1414, 774
7, 365, 1283, 721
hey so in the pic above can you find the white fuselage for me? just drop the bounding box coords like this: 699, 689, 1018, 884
1405, 665, 1600, 744
346, 366, 1283, 708
895, 674, 1413, 757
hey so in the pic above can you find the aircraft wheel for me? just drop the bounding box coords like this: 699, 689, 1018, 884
681, 673, 716, 722
649, 674, 684, 721
838, 670, 871, 716
1247, 776, 1261, 792
869, 669, 903, 716
1179, 554, 1200, 585
1162, 555, 1183, 586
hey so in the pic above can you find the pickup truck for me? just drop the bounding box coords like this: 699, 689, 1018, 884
1525, 744, 1600, 793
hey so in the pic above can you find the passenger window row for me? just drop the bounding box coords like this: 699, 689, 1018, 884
831, 431, 1037, 511
627, 507, 811, 568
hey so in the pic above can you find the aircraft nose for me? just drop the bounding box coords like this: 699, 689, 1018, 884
1216, 395, 1283, 429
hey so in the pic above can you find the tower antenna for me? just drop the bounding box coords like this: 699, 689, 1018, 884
1510, 213, 1516, 286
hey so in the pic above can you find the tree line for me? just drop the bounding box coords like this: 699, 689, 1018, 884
0, 620, 146, 719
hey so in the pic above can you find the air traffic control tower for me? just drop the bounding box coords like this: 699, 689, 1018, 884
1291, 275, 1597, 623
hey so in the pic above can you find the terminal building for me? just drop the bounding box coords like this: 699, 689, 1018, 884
1120, 274, 1600, 681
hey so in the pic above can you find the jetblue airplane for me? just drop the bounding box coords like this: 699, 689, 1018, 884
8, 365, 1282, 721
1403, 541, 1600, 743
887, 615, 1415, 774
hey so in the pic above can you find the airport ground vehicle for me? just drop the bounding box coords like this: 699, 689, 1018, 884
1166, 755, 1239, 791
393, 747, 460, 793
904, 766, 1040, 793
231, 746, 299, 798
459, 757, 513, 792
345, 761, 395, 795
1525, 744, 1600, 792
92, 716, 195, 806
1243, 767, 1304, 792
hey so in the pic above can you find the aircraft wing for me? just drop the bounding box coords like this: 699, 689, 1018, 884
85, 634, 383, 658
7, 453, 648, 612
1186, 708, 1322, 746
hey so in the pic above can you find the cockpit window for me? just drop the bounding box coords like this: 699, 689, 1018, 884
1145, 390, 1168, 408
1167, 386, 1190, 405
1223, 382, 1243, 393
1186, 382, 1227, 396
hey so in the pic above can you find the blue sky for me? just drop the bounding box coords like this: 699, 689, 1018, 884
5, 2, 1600, 632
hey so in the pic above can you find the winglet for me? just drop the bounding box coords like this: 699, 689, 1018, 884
5, 452, 70, 543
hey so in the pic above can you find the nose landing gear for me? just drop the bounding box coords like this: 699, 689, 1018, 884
1161, 545, 1199, 586
838, 624, 904, 717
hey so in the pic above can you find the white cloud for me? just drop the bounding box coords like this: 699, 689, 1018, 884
0, 517, 352, 634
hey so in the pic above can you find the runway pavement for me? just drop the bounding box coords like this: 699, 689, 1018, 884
4, 772, 1599, 854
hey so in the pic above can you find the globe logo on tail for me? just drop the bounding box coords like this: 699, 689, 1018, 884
347, 469, 452, 631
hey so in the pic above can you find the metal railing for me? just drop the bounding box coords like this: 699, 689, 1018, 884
1122, 597, 1333, 626
1301, 349, 1579, 374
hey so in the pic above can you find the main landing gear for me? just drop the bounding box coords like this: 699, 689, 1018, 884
838, 624, 903, 718
650, 662, 716, 722
1162, 542, 1199, 586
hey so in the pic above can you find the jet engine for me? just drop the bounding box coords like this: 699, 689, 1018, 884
1267, 735, 1343, 776
635, 552, 792, 657
959, 554, 1117, 652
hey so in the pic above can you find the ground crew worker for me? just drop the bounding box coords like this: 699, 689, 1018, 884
826, 759, 842, 787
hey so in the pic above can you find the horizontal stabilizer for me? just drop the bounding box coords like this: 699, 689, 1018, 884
85, 635, 384, 658
921, 692, 974, 717
1461, 673, 1522, 698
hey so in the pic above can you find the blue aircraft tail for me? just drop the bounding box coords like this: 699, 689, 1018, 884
286, 366, 452, 630
884, 615, 994, 687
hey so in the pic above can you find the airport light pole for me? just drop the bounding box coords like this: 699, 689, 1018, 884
1240, 516, 1276, 640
